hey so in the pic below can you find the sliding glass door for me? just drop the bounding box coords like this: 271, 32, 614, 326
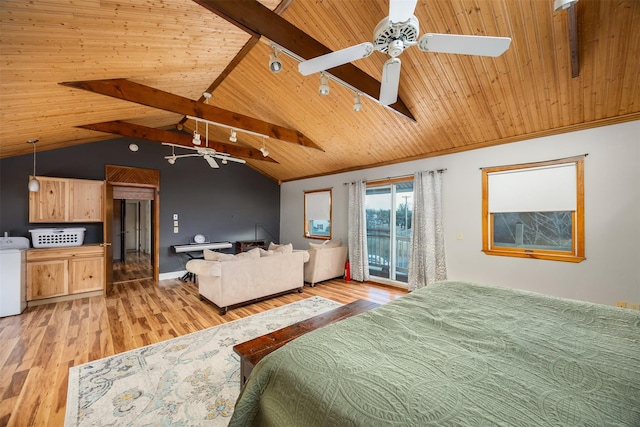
366, 180, 413, 283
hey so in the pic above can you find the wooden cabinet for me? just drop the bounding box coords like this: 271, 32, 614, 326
27, 245, 104, 302
29, 176, 104, 223
26, 259, 68, 300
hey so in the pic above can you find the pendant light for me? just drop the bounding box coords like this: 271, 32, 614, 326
28, 139, 40, 192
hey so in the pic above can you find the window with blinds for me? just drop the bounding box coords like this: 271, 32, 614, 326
481, 156, 585, 262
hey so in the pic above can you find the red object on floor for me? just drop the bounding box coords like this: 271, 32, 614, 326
344, 261, 351, 282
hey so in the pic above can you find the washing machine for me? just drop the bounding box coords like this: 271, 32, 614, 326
0, 236, 30, 317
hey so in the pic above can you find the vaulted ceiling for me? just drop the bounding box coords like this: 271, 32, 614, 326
1, 0, 638, 182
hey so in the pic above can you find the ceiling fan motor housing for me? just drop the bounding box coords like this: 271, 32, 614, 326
373, 16, 419, 57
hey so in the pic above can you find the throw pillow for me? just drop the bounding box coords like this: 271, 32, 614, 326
309, 239, 342, 249
259, 248, 276, 257
236, 248, 261, 260
268, 242, 293, 254
203, 249, 224, 261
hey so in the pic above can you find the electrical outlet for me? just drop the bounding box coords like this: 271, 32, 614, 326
615, 301, 627, 308
456, 232, 463, 240
173, 213, 178, 220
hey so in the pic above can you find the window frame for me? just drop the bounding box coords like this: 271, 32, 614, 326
481, 156, 585, 263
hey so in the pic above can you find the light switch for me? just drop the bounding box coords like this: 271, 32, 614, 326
456, 232, 463, 240
173, 227, 179, 234
173, 213, 178, 220
173, 220, 179, 227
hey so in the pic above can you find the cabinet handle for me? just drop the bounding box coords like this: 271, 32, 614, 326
100, 242, 112, 247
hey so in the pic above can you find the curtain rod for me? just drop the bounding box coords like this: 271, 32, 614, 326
479, 154, 588, 170
343, 168, 447, 185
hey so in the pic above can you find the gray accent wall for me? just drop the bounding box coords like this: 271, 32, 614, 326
0, 136, 280, 273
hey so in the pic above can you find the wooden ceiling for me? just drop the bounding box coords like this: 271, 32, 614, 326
1, 0, 638, 182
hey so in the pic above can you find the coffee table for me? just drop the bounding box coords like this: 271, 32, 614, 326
233, 299, 380, 386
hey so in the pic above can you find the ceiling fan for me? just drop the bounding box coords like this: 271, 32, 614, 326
298, 0, 512, 106
163, 143, 246, 169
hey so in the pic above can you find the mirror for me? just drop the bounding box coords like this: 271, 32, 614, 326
304, 189, 332, 240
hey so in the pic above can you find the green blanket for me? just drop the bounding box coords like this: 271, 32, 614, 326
230, 281, 640, 426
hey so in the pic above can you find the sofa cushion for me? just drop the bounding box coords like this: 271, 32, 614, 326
268, 242, 293, 254
204, 248, 260, 261
309, 239, 342, 250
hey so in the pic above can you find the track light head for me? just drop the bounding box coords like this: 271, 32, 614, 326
192, 131, 201, 145
318, 74, 330, 96
269, 51, 282, 73
221, 158, 228, 165
353, 93, 362, 112
229, 129, 237, 143
260, 147, 269, 157
167, 155, 176, 165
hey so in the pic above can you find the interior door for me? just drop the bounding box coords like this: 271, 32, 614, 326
103, 182, 114, 296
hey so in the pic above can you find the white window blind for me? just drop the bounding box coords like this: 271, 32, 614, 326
488, 163, 577, 213
305, 191, 331, 220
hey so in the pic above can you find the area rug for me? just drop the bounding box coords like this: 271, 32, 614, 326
65, 296, 342, 427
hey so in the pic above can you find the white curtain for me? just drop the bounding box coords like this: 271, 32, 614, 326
348, 181, 369, 282
408, 171, 447, 291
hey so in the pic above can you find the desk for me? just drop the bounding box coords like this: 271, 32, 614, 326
171, 242, 232, 281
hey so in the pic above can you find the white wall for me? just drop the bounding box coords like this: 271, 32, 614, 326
281, 121, 640, 306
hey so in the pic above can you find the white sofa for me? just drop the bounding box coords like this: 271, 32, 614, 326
304, 245, 348, 286
186, 248, 308, 314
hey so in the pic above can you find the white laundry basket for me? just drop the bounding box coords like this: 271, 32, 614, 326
29, 228, 86, 248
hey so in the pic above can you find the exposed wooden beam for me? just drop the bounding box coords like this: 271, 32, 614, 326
568, 5, 579, 78
192, 0, 416, 122
60, 78, 323, 152
179, 36, 261, 128
77, 121, 278, 163
179, 0, 295, 127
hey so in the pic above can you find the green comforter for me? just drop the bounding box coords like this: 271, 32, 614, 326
230, 281, 640, 426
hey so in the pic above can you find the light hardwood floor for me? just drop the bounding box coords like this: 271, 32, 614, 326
0, 277, 407, 426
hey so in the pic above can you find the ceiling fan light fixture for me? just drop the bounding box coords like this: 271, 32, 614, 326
318, 74, 330, 96
353, 92, 362, 112
27, 139, 40, 192
554, 0, 578, 11
269, 50, 282, 73
229, 129, 237, 143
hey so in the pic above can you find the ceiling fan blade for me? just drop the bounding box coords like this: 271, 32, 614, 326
379, 58, 402, 106
298, 42, 374, 76
389, 0, 418, 24
203, 155, 219, 169
418, 33, 512, 57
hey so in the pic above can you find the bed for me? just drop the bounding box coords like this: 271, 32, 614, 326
229, 281, 640, 426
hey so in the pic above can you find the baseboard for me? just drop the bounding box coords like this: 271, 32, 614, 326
159, 270, 186, 281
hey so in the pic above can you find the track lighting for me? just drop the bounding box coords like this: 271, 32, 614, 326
167, 155, 176, 165
221, 158, 228, 165
260, 137, 269, 157
269, 50, 282, 73
229, 129, 237, 143
27, 139, 40, 192
318, 73, 330, 96
353, 92, 362, 112
192, 120, 201, 145
554, 0, 578, 11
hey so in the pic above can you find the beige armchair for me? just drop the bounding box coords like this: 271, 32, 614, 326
304, 245, 348, 286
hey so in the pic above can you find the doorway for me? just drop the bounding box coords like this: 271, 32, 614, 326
113, 199, 153, 283
104, 165, 160, 296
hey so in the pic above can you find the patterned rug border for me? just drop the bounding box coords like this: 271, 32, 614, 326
65, 296, 341, 426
